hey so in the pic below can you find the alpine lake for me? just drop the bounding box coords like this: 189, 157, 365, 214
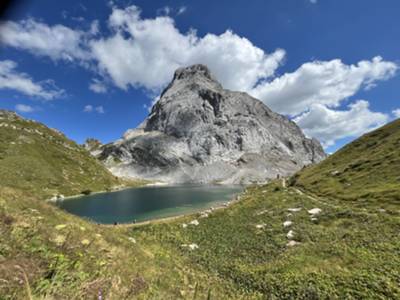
55, 184, 243, 224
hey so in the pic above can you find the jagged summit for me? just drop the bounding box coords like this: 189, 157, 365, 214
174, 64, 214, 81
159, 64, 222, 100
100, 64, 326, 184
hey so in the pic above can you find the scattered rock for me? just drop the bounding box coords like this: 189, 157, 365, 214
128, 237, 137, 244
188, 243, 199, 250
286, 230, 295, 239
283, 221, 292, 228
55, 224, 67, 230
286, 213, 293, 217
287, 208, 302, 212
182, 223, 188, 228
286, 240, 301, 247
81, 239, 90, 246
255, 209, 268, 216
189, 220, 199, 226
181, 243, 199, 250
199, 213, 209, 218
255, 224, 266, 229
53, 235, 66, 246
331, 170, 341, 176
308, 208, 322, 215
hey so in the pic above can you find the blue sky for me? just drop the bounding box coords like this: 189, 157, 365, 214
0, 0, 399, 153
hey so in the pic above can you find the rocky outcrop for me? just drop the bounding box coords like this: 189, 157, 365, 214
84, 138, 103, 156
100, 64, 326, 184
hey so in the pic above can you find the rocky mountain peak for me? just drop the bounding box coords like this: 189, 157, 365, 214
174, 64, 214, 81
101, 64, 326, 184
159, 64, 223, 100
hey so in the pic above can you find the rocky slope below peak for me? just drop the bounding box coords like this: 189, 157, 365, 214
100, 64, 326, 184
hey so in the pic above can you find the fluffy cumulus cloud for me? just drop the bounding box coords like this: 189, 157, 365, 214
250, 56, 397, 116
83, 105, 105, 114
89, 79, 107, 93
1, 5, 398, 149
0, 60, 63, 100
294, 100, 388, 147
248, 56, 397, 147
90, 5, 285, 91
15, 104, 35, 113
0, 19, 93, 62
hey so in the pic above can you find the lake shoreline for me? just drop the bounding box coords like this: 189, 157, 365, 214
55, 184, 246, 225
101, 191, 244, 228
47, 180, 162, 202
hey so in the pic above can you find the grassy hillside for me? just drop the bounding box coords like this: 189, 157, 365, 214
0, 110, 121, 199
135, 119, 400, 298
138, 182, 400, 299
0, 187, 243, 299
292, 118, 400, 206
0, 114, 399, 299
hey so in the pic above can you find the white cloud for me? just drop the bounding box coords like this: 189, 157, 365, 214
89, 79, 107, 93
90, 5, 285, 91
393, 108, 400, 118
96, 106, 105, 114
83, 104, 105, 114
177, 6, 187, 15
1, 5, 398, 150
0, 60, 63, 100
294, 100, 388, 147
15, 104, 35, 113
251, 56, 397, 116
0, 18, 93, 61
83, 105, 93, 112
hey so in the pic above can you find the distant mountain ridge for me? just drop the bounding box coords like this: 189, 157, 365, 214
99, 64, 326, 184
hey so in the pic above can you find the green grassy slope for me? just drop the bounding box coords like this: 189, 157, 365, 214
292, 118, 400, 206
138, 182, 400, 299
0, 188, 242, 299
136, 119, 400, 298
1, 113, 399, 299
0, 110, 120, 199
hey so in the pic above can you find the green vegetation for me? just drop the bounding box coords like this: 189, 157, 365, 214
139, 182, 400, 298
0, 188, 242, 299
292, 118, 400, 207
0, 112, 399, 299
0, 110, 132, 199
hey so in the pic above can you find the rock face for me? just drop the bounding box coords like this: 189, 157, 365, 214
84, 138, 103, 156
100, 64, 326, 184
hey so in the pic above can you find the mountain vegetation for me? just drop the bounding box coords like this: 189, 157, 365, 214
0, 110, 123, 199
0, 112, 399, 299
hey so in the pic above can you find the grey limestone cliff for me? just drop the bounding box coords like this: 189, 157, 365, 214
99, 64, 326, 184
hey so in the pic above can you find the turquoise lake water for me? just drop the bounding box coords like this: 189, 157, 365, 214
56, 184, 243, 224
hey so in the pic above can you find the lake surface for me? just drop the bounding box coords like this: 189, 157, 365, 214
56, 185, 243, 224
